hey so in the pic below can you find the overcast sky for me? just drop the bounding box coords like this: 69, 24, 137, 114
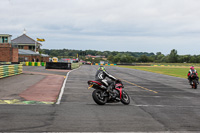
1, 0, 200, 55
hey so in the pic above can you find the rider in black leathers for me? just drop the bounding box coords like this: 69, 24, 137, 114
188, 66, 199, 84
95, 66, 116, 93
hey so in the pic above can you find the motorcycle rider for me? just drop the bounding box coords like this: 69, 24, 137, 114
188, 66, 199, 84
95, 66, 117, 94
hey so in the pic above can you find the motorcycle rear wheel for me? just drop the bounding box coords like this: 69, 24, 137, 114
92, 89, 107, 105
121, 90, 130, 105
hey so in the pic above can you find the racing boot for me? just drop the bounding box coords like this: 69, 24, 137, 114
106, 85, 114, 93
107, 85, 118, 99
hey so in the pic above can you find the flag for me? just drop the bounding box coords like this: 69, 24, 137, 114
37, 38, 45, 42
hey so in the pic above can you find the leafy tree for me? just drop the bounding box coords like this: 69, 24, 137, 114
138, 55, 149, 62
168, 49, 178, 63
113, 56, 120, 63
107, 55, 114, 63
190, 55, 197, 63
40, 48, 200, 64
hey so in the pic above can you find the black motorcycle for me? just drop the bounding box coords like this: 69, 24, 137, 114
88, 79, 130, 105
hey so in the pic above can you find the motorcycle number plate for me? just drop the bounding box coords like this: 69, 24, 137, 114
88, 85, 93, 90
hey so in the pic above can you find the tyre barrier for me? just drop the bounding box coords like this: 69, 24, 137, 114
21, 62, 46, 66
93, 63, 116, 66
151, 65, 180, 67
0, 64, 23, 79
0, 62, 11, 65
117, 63, 151, 66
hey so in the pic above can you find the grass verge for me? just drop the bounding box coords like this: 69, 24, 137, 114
71, 63, 82, 69
117, 65, 195, 79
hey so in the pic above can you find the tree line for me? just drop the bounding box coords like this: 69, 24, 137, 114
40, 49, 200, 63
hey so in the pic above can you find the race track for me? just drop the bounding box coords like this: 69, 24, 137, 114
1, 65, 200, 132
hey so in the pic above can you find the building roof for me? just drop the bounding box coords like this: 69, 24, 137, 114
86, 54, 105, 58
18, 49, 40, 55
41, 54, 49, 57
0, 34, 12, 37
12, 34, 41, 45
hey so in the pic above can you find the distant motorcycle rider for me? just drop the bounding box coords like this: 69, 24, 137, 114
95, 66, 116, 93
188, 66, 199, 84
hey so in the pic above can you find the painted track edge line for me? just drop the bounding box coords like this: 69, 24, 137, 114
56, 66, 82, 104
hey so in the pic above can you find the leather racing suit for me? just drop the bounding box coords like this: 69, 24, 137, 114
188, 69, 199, 84
95, 67, 116, 92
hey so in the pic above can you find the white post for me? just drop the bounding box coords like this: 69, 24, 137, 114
35, 39, 36, 52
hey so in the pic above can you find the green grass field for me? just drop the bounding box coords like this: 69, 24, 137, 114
151, 63, 200, 67
71, 63, 81, 69
117, 65, 198, 79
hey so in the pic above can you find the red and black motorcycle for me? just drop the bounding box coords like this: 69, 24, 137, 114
87, 79, 130, 105
190, 75, 198, 89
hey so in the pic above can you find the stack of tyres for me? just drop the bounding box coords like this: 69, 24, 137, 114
41, 62, 45, 66
18, 64, 23, 74
0, 66, 8, 78
14, 65, 19, 75
37, 62, 41, 66
0, 64, 23, 79
25, 62, 29, 66
24, 62, 45, 66
20, 62, 26, 66
0, 67, 2, 78
3, 66, 8, 77
32, 62, 35, 66
0, 62, 11, 65
8, 65, 14, 76
0, 65, 8, 78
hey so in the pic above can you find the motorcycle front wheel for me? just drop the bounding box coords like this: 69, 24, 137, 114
193, 80, 197, 89
92, 89, 107, 105
121, 90, 130, 105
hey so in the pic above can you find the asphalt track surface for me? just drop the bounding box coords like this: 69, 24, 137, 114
0, 66, 68, 103
1, 65, 200, 132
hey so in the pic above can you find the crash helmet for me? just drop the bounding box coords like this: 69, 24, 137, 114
190, 66, 194, 69
98, 66, 105, 71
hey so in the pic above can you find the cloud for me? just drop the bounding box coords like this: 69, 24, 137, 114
1, 0, 200, 54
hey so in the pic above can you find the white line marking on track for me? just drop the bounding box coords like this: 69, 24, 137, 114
56, 66, 81, 104
132, 104, 200, 108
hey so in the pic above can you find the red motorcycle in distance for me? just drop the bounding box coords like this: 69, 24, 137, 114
87, 79, 130, 105
190, 75, 198, 89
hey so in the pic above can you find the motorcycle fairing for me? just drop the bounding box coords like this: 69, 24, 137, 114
115, 83, 123, 99
88, 80, 102, 85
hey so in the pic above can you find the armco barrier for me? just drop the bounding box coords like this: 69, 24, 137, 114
45, 62, 71, 70
0, 64, 23, 79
